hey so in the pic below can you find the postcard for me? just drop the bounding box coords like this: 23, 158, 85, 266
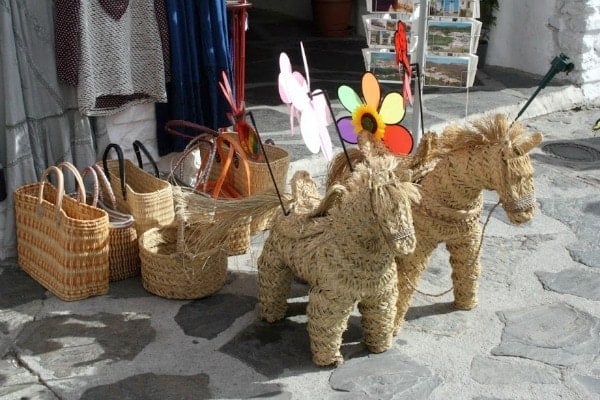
362, 48, 408, 83
363, 16, 413, 49
423, 54, 478, 87
427, 19, 482, 55
428, 0, 479, 18
367, 0, 415, 14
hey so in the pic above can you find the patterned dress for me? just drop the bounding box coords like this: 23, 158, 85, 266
55, 0, 168, 116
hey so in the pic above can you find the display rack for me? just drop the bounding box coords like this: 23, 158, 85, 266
361, 0, 483, 144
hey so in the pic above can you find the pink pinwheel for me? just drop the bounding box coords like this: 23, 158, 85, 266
278, 42, 333, 161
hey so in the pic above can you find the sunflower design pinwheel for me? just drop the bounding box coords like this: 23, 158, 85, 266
336, 72, 413, 155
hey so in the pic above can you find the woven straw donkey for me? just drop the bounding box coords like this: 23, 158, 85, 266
327, 114, 542, 335
393, 114, 542, 334
257, 154, 420, 366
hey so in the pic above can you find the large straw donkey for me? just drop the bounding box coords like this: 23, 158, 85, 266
257, 154, 420, 366
327, 114, 543, 335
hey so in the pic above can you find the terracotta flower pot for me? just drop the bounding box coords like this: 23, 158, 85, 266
312, 0, 353, 37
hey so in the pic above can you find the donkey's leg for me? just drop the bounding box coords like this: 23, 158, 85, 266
446, 225, 483, 310
257, 241, 293, 322
306, 286, 354, 366
358, 279, 398, 353
394, 238, 437, 336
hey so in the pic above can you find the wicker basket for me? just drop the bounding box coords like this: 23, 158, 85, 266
139, 223, 228, 300
213, 132, 290, 197
89, 165, 140, 281
14, 166, 110, 301
211, 132, 290, 236
101, 143, 175, 236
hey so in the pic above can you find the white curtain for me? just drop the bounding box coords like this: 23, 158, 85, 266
0, 0, 98, 259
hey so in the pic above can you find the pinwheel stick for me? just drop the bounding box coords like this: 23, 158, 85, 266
410, 62, 426, 143
513, 53, 574, 123
247, 111, 290, 215
308, 89, 354, 173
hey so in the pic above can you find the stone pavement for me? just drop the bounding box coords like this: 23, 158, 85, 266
2, 8, 600, 400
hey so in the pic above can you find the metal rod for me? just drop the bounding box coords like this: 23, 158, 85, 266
411, 0, 428, 150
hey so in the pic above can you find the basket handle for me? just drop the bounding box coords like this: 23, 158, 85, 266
56, 162, 87, 205
102, 143, 127, 200
92, 164, 118, 210
212, 133, 251, 198
171, 133, 218, 191
80, 166, 100, 207
165, 120, 219, 140
36, 165, 64, 221
133, 140, 160, 178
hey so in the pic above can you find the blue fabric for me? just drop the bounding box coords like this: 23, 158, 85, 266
156, 0, 232, 155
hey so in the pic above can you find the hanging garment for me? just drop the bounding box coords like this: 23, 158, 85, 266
1, 0, 97, 259
155, 0, 233, 155
55, 0, 168, 116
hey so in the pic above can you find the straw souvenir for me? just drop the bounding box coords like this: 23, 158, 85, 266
164, 120, 253, 255
81, 165, 140, 281
100, 142, 175, 236
257, 155, 421, 366
139, 187, 228, 300
14, 165, 110, 301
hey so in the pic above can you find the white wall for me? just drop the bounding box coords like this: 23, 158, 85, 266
487, 0, 600, 101
487, 0, 557, 75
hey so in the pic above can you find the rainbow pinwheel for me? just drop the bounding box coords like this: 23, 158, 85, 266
336, 72, 414, 155
278, 42, 333, 161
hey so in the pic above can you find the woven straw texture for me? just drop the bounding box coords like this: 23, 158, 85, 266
257, 155, 420, 366
14, 166, 110, 301
101, 158, 174, 236
199, 132, 290, 251
327, 114, 542, 337
212, 132, 290, 197
139, 225, 228, 300
139, 187, 230, 299
392, 115, 542, 334
83, 164, 140, 281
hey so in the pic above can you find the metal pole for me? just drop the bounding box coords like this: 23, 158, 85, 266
411, 0, 428, 150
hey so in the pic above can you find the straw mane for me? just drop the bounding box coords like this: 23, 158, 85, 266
434, 114, 525, 156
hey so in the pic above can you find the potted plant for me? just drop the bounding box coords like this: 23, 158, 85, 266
312, 0, 353, 37
477, 0, 499, 68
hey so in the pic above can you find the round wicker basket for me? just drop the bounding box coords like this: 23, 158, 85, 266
139, 225, 228, 299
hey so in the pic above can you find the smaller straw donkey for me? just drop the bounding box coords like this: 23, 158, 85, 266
257, 154, 421, 366
327, 114, 543, 336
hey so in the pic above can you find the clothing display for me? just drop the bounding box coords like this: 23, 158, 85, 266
1, 0, 97, 259
156, 1, 233, 155
1, 0, 233, 259
55, 0, 169, 116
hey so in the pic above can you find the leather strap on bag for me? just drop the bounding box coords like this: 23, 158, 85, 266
102, 143, 127, 200
212, 134, 251, 199
133, 140, 160, 178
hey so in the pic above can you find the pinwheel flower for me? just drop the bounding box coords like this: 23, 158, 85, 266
336, 72, 413, 155
278, 42, 333, 161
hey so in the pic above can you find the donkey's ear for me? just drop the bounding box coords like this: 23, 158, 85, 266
517, 131, 543, 154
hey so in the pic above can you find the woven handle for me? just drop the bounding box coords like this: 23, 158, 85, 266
92, 165, 134, 226
80, 166, 100, 207
92, 164, 118, 210
165, 119, 219, 140
133, 140, 160, 178
176, 133, 219, 191
165, 120, 221, 191
213, 133, 251, 198
57, 162, 87, 205
102, 143, 127, 200
36, 165, 64, 220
